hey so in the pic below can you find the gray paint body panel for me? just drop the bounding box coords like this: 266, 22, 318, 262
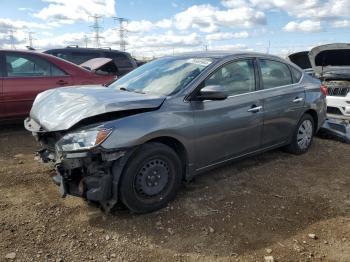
27, 52, 326, 179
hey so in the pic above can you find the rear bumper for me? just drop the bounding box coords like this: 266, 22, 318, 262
319, 118, 350, 143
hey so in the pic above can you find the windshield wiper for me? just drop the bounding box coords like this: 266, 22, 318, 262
118, 87, 146, 94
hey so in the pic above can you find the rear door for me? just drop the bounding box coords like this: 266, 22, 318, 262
258, 58, 306, 147
3, 52, 73, 119
192, 58, 263, 169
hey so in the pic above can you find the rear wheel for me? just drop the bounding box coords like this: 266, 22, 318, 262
119, 142, 182, 213
285, 114, 314, 155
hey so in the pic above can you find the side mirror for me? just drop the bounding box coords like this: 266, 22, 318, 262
195, 85, 228, 101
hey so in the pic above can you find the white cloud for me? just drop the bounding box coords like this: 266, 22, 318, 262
283, 20, 322, 32
332, 19, 350, 28
174, 4, 265, 33
223, 0, 350, 21
206, 31, 249, 41
34, 0, 116, 24
129, 32, 202, 48
127, 20, 154, 33
0, 18, 51, 32
126, 19, 173, 33
155, 19, 173, 29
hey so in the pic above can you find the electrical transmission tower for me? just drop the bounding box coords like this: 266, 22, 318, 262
114, 17, 129, 51
83, 34, 89, 48
8, 29, 16, 49
89, 14, 103, 48
27, 31, 35, 49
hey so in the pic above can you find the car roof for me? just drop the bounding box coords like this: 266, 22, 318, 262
45, 47, 130, 54
165, 51, 284, 60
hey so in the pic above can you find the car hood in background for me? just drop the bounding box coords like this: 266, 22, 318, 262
309, 43, 350, 75
80, 58, 114, 71
288, 51, 312, 70
29, 85, 165, 132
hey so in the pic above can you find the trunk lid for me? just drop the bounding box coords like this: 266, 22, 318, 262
309, 43, 350, 77
288, 51, 312, 69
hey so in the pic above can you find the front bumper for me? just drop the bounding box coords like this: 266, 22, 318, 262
37, 146, 128, 210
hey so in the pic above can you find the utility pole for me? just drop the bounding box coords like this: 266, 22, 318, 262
8, 29, 16, 49
203, 43, 208, 51
27, 31, 35, 49
114, 17, 129, 51
83, 34, 89, 48
89, 14, 103, 48
267, 40, 271, 54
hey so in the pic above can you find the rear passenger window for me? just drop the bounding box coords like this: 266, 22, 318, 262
204, 60, 256, 96
259, 59, 293, 89
290, 66, 303, 83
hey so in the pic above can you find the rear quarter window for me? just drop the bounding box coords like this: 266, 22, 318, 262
290, 66, 303, 83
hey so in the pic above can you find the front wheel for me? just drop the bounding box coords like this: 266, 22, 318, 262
285, 114, 314, 155
119, 142, 182, 213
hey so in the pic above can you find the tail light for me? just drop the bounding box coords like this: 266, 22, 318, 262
320, 84, 328, 96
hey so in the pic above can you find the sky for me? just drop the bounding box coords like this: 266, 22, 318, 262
0, 0, 349, 58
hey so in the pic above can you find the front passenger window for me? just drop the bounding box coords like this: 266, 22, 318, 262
204, 60, 256, 96
5, 54, 51, 77
259, 59, 293, 89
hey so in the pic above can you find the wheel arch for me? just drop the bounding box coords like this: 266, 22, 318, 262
145, 136, 188, 181
304, 109, 318, 133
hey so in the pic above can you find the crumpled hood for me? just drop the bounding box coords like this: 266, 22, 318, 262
309, 43, 350, 75
30, 85, 165, 132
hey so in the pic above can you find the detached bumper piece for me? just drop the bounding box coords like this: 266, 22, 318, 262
319, 118, 350, 144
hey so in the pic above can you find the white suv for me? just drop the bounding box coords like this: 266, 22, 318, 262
309, 43, 350, 121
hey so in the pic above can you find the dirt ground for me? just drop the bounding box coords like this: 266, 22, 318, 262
0, 124, 349, 262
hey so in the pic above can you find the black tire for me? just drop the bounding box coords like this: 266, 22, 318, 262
285, 114, 315, 155
119, 142, 182, 213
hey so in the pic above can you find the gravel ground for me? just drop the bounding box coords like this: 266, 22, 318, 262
0, 124, 349, 262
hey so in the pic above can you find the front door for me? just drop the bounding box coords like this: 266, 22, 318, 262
192, 59, 263, 170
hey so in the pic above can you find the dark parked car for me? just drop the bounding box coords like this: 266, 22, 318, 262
25, 52, 327, 213
0, 50, 115, 120
44, 46, 137, 76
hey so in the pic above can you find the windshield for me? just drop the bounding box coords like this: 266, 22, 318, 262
109, 57, 214, 96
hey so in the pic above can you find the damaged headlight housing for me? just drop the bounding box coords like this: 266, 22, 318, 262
56, 128, 112, 152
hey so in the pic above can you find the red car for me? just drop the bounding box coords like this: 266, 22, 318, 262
0, 50, 115, 120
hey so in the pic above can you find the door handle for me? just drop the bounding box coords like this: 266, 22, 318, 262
293, 97, 304, 103
56, 80, 68, 85
247, 105, 263, 113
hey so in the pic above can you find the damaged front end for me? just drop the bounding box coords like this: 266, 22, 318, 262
25, 117, 132, 212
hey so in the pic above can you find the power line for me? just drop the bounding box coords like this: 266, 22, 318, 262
89, 14, 103, 48
114, 17, 129, 51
